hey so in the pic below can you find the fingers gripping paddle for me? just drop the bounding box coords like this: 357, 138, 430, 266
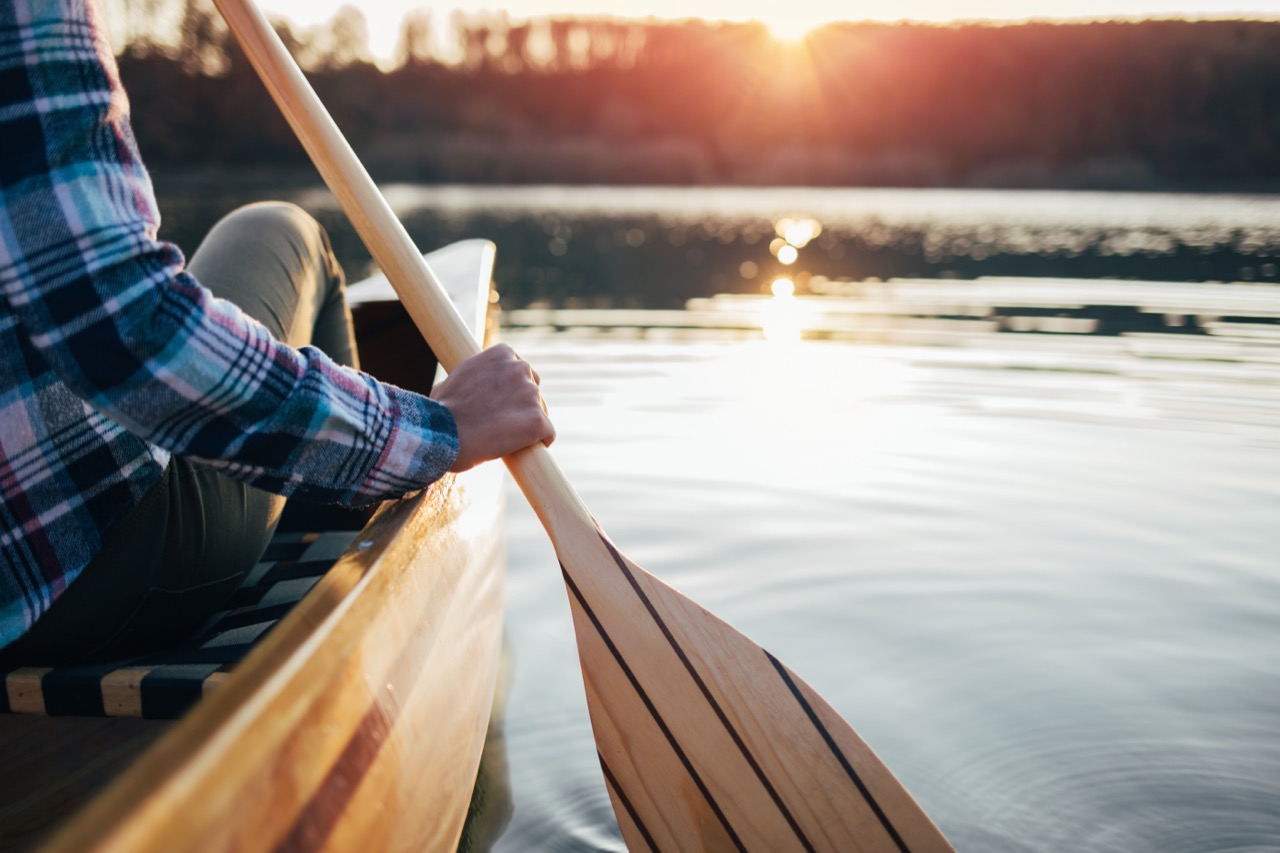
213, 2, 954, 849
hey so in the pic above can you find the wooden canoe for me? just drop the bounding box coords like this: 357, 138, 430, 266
0, 239, 509, 852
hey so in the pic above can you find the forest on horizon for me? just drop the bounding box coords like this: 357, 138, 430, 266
116, 1, 1280, 191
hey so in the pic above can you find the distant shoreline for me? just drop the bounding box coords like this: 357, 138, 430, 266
149, 167, 1280, 197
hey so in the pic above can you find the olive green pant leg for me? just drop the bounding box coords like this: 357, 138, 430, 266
0, 203, 354, 666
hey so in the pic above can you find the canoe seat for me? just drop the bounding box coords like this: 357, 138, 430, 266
0, 529, 359, 720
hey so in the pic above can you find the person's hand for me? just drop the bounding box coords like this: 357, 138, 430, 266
429, 343, 555, 472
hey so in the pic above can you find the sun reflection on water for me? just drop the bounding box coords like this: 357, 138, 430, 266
760, 215, 826, 340
769, 216, 823, 269
777, 216, 822, 248
762, 276, 802, 341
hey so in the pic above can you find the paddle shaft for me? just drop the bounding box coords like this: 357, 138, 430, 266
211, 0, 589, 542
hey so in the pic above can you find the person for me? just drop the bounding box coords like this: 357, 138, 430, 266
0, 0, 554, 665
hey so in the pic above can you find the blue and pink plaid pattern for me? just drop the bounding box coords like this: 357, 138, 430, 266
0, 0, 458, 649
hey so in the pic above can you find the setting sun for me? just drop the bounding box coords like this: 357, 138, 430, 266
760, 12, 823, 42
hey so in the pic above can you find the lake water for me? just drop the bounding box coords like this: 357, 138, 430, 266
159, 185, 1280, 309
162, 185, 1280, 851
481, 323, 1280, 853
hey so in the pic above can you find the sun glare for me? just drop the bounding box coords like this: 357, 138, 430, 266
257, 2, 1280, 65
762, 276, 803, 341
777, 217, 821, 248
761, 12, 820, 43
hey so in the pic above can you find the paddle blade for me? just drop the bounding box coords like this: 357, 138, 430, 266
558, 532, 952, 853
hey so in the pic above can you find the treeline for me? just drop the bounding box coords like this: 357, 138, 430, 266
116, 3, 1280, 189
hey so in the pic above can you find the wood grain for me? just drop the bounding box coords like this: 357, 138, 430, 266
0, 716, 169, 851
561, 532, 953, 852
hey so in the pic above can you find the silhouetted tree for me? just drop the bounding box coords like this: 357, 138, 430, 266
394, 8, 436, 68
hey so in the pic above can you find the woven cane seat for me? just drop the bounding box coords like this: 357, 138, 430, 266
0, 530, 358, 719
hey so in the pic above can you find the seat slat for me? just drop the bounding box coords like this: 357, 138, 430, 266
0, 529, 360, 720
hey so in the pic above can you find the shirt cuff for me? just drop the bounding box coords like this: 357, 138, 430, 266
358, 383, 459, 501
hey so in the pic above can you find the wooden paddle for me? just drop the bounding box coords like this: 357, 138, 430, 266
213, 2, 955, 849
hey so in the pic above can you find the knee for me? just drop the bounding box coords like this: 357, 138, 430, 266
206, 201, 340, 280
214, 201, 322, 248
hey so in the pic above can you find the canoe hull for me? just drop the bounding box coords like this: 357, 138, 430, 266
5, 241, 505, 853
38, 464, 505, 853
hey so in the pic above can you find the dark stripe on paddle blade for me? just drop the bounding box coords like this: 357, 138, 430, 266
599, 751, 659, 853
595, 535, 817, 852
766, 651, 912, 853
561, 565, 747, 853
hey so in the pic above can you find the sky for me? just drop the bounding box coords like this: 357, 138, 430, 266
259, 0, 1280, 58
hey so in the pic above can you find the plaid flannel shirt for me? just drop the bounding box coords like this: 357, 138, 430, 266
0, 0, 458, 648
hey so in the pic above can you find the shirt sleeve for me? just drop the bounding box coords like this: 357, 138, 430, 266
0, 0, 457, 506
